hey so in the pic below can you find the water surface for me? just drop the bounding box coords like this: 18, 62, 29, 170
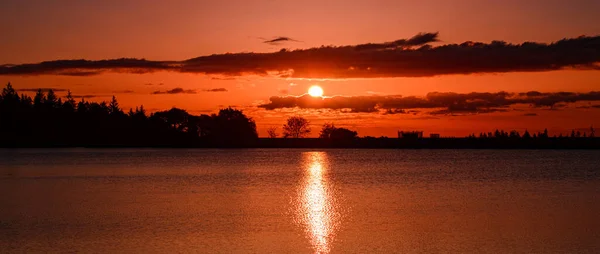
1, 149, 599, 253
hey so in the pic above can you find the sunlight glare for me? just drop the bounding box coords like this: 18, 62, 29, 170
299, 152, 336, 253
308, 85, 324, 97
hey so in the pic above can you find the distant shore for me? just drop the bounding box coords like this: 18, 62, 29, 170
2, 137, 600, 149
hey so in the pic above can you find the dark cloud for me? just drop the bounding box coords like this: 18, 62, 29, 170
578, 104, 600, 109
523, 113, 538, 116
263, 36, 301, 45
355, 32, 439, 51
202, 88, 228, 92
151, 88, 197, 94
406, 32, 440, 46
151, 87, 227, 93
144, 82, 165, 86
2, 34, 600, 78
16, 88, 68, 92
170, 34, 600, 78
113, 90, 135, 93
0, 58, 177, 76
517, 91, 600, 108
383, 109, 409, 115
430, 108, 508, 115
259, 91, 600, 114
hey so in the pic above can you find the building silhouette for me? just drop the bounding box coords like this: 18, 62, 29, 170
398, 131, 423, 138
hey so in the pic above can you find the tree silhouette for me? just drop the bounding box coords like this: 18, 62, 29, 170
319, 123, 358, 140
151, 107, 190, 131
267, 127, 278, 138
330, 128, 358, 140
319, 123, 336, 138
211, 107, 258, 145
0, 83, 256, 147
33, 89, 45, 109
509, 130, 520, 138
542, 128, 549, 138
45, 89, 58, 109
1, 83, 18, 102
283, 116, 311, 138
108, 96, 122, 116
63, 91, 76, 112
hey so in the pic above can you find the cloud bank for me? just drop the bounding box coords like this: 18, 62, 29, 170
1, 33, 599, 78
259, 91, 600, 114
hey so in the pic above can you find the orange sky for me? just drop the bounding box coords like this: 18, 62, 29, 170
1, 0, 600, 137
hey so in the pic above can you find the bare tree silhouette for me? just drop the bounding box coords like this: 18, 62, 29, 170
267, 127, 278, 138
282, 116, 311, 138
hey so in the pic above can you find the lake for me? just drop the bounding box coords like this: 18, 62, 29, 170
0, 149, 599, 253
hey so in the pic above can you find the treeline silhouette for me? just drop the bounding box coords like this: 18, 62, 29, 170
0, 83, 257, 147
261, 122, 600, 149
1, 83, 599, 148
467, 128, 595, 139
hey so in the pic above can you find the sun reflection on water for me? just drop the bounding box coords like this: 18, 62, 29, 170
299, 152, 337, 253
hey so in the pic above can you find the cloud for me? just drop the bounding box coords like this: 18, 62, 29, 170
383, 108, 409, 115
577, 104, 600, 109
144, 82, 164, 86
430, 107, 508, 115
2, 34, 600, 78
517, 91, 600, 108
150, 87, 227, 94
523, 113, 538, 116
202, 88, 228, 92
1, 58, 177, 76
16, 88, 68, 92
355, 32, 439, 51
259, 91, 600, 115
151, 87, 197, 94
263, 36, 301, 45
113, 90, 135, 93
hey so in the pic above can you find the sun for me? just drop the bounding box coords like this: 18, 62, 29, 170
308, 85, 324, 97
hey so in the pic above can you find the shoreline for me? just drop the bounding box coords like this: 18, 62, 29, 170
2, 137, 600, 149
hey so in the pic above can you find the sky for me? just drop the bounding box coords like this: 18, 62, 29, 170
1, 0, 600, 137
